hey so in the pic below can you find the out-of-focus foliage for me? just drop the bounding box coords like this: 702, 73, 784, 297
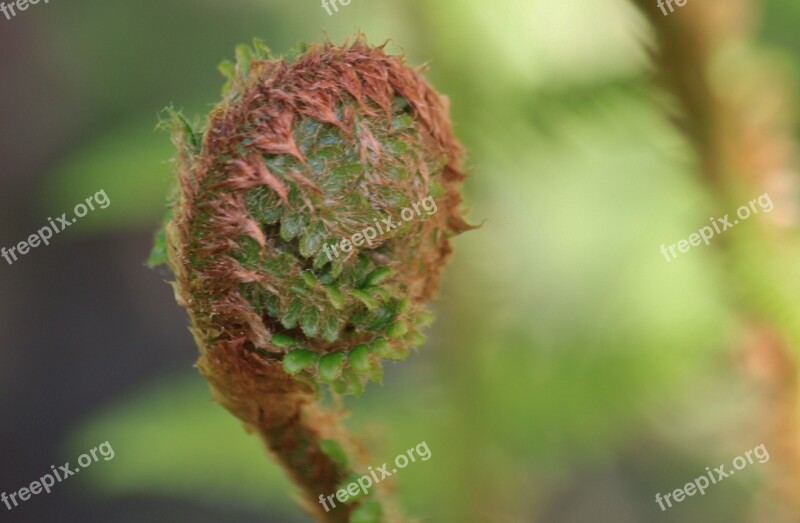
43, 119, 174, 232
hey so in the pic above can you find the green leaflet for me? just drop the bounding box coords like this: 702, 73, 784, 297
270, 333, 298, 348
300, 307, 320, 337
279, 213, 308, 241
319, 352, 346, 382
282, 350, 318, 376
321, 315, 340, 343
364, 267, 394, 286
302, 271, 318, 287
351, 289, 379, 310
387, 321, 408, 339
299, 222, 326, 258
281, 299, 304, 329
348, 345, 372, 372
323, 284, 345, 310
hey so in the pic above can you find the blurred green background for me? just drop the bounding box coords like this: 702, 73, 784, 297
2, 0, 800, 522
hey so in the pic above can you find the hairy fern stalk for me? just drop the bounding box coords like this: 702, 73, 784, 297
150, 36, 470, 523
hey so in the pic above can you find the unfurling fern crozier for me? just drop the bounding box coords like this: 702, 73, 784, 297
151, 36, 470, 523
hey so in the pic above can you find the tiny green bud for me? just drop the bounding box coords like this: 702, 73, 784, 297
302, 271, 318, 287
346, 374, 366, 397
282, 350, 318, 376
368, 338, 391, 356
386, 321, 408, 339
281, 299, 304, 329
348, 345, 372, 372
351, 289, 379, 310
414, 311, 435, 327
323, 284, 345, 310
364, 267, 393, 286
369, 361, 384, 384
406, 330, 426, 348
300, 307, 320, 337
321, 315, 340, 342
319, 352, 346, 382
366, 286, 391, 302
384, 345, 410, 362
270, 334, 298, 348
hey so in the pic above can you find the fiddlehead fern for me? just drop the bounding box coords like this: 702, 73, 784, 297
151, 36, 470, 522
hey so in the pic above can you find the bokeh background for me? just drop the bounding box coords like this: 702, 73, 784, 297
3, 0, 800, 521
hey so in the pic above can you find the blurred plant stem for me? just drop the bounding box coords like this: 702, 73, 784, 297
631, 0, 800, 520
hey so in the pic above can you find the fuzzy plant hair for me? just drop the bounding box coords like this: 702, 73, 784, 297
150, 36, 470, 523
